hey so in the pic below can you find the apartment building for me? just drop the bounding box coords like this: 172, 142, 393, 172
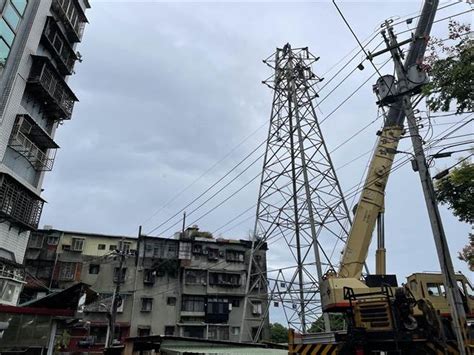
0, 0, 90, 305
22, 226, 270, 350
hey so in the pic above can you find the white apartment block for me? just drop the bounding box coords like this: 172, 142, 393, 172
0, 0, 89, 305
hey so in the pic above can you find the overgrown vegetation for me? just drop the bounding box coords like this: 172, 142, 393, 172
423, 20, 473, 113
423, 20, 473, 270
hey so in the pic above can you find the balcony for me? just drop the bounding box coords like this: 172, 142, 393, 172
8, 115, 59, 172
0, 262, 26, 283
27, 56, 78, 120
0, 174, 44, 230
42, 17, 78, 75
51, 0, 88, 43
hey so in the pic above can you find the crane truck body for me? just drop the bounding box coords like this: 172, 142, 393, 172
288, 0, 473, 353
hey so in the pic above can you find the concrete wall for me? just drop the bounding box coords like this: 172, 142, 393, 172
57, 232, 137, 258
23, 231, 270, 342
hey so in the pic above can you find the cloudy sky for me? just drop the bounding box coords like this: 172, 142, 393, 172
40, 0, 472, 323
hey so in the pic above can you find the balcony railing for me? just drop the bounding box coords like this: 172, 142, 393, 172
0, 174, 44, 230
9, 115, 58, 172
51, 0, 88, 43
0, 263, 25, 283
27, 56, 78, 120
42, 17, 77, 75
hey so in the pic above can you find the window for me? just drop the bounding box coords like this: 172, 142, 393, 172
0, 19, 15, 45
231, 327, 240, 336
118, 241, 131, 252
59, 262, 76, 280
167, 244, 177, 257
192, 244, 202, 254
167, 297, 176, 306
208, 326, 229, 341
98, 244, 106, 250
0, 39, 9, 66
185, 269, 206, 285
226, 249, 245, 262
3, 3, 20, 30
141, 297, 153, 312
90, 326, 107, 344
28, 234, 43, 248
113, 267, 126, 283
251, 327, 262, 341
251, 301, 262, 315
209, 272, 241, 287
71, 238, 84, 251
465, 282, 474, 299
207, 298, 229, 314
182, 296, 205, 312
208, 248, 219, 261
62, 244, 71, 251
47, 236, 59, 245
143, 269, 155, 285
89, 264, 100, 274
1, 283, 16, 302
182, 326, 204, 339
109, 244, 117, 251
0, 0, 26, 66
137, 327, 150, 337
427, 283, 445, 297
206, 298, 230, 323
231, 299, 240, 307
11, 1, 27, 15
164, 326, 175, 336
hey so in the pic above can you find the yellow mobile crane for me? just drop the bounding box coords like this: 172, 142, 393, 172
289, 1, 473, 354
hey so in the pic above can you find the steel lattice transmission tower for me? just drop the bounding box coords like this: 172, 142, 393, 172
240, 44, 351, 341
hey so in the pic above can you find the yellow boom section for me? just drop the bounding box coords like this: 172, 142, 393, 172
338, 126, 403, 279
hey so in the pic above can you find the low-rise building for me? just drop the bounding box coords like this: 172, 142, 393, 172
22, 225, 270, 349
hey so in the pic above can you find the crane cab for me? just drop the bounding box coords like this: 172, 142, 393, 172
405, 272, 474, 320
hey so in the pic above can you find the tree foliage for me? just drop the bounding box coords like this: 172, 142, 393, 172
424, 20, 473, 270
458, 233, 473, 272
308, 314, 345, 333
435, 161, 474, 224
269, 323, 288, 343
423, 20, 473, 113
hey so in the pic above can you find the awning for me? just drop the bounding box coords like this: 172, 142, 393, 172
159, 345, 287, 355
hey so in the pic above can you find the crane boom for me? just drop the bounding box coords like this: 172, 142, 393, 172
336, 0, 439, 280
338, 126, 402, 279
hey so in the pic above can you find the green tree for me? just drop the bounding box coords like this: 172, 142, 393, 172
269, 323, 288, 343
435, 161, 474, 224
308, 314, 345, 333
458, 233, 473, 272
423, 20, 473, 113
435, 161, 474, 271
424, 20, 473, 270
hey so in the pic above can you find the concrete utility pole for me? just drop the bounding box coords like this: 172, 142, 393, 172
106, 238, 126, 348
375, 1, 467, 352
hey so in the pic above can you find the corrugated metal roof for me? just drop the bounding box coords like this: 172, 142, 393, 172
160, 345, 287, 355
